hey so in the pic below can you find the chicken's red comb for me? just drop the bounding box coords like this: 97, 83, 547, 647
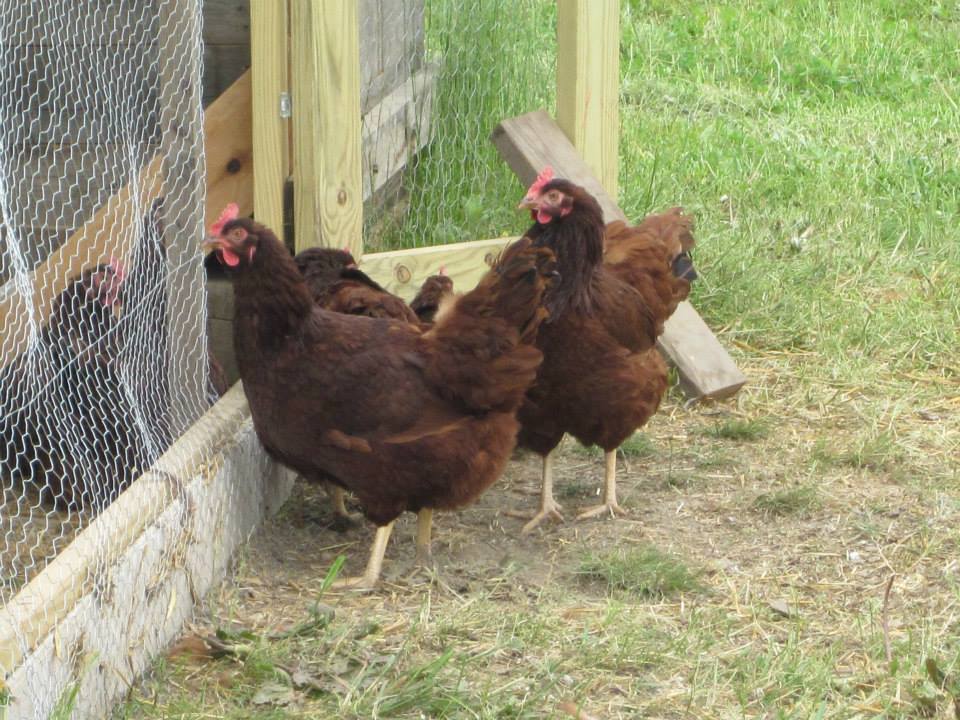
526, 166, 554, 197
210, 202, 240, 235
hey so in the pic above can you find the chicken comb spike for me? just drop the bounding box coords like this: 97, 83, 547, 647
527, 166, 554, 197
210, 202, 240, 236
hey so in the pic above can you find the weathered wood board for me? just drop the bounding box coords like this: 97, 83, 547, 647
359, 236, 516, 301
491, 110, 746, 400
361, 66, 435, 201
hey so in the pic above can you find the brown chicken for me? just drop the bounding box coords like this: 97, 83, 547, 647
293, 247, 454, 522
207, 204, 555, 588
294, 247, 420, 323
409, 270, 454, 324
505, 168, 696, 532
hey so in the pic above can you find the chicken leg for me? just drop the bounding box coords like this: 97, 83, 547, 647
505, 451, 565, 534
332, 520, 395, 591
415, 508, 433, 566
577, 450, 627, 520
329, 484, 361, 524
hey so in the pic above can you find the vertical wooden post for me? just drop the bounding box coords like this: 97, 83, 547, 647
158, 0, 207, 437
556, 0, 620, 198
250, 0, 290, 244
290, 0, 363, 257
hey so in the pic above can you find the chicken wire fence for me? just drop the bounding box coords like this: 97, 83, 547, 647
360, 0, 557, 251
0, 0, 217, 714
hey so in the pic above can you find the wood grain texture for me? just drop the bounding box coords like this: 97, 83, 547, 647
491, 110, 746, 400
290, 0, 363, 256
359, 237, 516, 302
202, 0, 251, 45
556, 0, 620, 197
290, 0, 316, 252
250, 0, 289, 243
0, 70, 253, 370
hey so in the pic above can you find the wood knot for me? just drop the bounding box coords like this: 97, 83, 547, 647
337, 189, 347, 205
226, 158, 242, 174
395, 265, 412, 283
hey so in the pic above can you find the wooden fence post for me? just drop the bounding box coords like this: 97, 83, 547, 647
250, 0, 290, 244
556, 0, 620, 198
290, 0, 363, 256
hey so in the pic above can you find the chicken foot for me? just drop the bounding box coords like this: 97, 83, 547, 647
415, 508, 433, 566
330, 485, 364, 524
505, 451, 565, 534
332, 520, 395, 591
577, 450, 627, 520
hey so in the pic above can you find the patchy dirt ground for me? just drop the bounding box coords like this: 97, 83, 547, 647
118, 379, 960, 718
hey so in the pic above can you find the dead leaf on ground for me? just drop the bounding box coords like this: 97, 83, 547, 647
768, 599, 795, 618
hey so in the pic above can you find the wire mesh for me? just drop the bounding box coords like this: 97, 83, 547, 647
360, 0, 557, 251
0, 0, 214, 714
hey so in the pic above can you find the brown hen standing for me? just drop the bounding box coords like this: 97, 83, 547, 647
207, 205, 555, 588
505, 169, 696, 532
293, 247, 455, 522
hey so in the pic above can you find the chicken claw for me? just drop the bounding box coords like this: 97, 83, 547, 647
576, 451, 627, 522
414, 508, 433, 567
516, 499, 566, 534
331, 521, 394, 591
505, 451, 565, 534
329, 484, 362, 525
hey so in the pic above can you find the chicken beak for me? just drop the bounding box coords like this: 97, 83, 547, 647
202, 236, 223, 254
517, 196, 538, 211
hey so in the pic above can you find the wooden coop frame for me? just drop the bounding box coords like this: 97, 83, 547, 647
252, 0, 744, 400
0, 1, 743, 715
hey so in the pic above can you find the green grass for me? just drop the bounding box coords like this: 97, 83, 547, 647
700, 417, 770, 441
579, 545, 702, 597
365, 0, 557, 250
619, 0, 960, 400
753, 484, 821, 516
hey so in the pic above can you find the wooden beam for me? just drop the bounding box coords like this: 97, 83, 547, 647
250, 0, 289, 244
159, 0, 208, 436
360, 237, 516, 301
0, 70, 253, 371
491, 110, 746, 400
290, 0, 363, 256
203, 70, 254, 229
556, 0, 620, 198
